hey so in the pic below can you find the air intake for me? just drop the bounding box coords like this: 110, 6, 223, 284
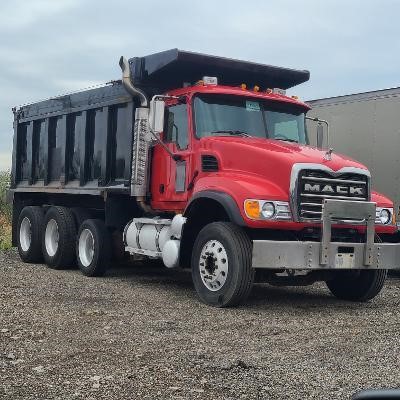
201, 155, 219, 172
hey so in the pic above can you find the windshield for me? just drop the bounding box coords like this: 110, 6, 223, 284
194, 94, 308, 144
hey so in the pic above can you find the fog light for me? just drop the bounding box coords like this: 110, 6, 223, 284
261, 202, 275, 219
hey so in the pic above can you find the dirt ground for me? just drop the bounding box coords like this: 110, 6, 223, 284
1, 249, 400, 400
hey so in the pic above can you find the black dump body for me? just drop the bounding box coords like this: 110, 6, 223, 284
11, 83, 134, 195
10, 49, 310, 196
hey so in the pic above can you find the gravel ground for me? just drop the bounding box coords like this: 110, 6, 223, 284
1, 249, 400, 400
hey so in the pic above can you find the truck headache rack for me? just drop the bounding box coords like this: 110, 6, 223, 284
129, 49, 310, 91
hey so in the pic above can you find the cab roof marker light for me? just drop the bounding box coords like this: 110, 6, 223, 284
240, 83, 247, 90
253, 85, 260, 92
291, 95, 299, 100
202, 76, 218, 85
266, 88, 273, 94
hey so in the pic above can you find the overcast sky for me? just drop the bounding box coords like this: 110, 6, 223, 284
1, 0, 400, 170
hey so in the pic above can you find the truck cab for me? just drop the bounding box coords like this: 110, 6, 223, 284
10, 49, 400, 307
153, 82, 394, 230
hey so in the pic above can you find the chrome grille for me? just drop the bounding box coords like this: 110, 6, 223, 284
297, 170, 369, 221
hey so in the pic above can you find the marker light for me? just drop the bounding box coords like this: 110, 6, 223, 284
253, 85, 260, 92
244, 200, 260, 219
291, 95, 299, 100
266, 88, 273, 94
196, 80, 204, 86
241, 83, 247, 90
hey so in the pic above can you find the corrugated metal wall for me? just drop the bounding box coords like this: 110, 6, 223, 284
307, 88, 400, 214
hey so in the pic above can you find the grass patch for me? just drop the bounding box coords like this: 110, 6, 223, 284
0, 214, 12, 250
0, 171, 12, 250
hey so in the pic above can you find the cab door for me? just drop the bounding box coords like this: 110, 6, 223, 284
150, 102, 192, 210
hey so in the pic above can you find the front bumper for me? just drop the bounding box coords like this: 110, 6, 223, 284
252, 240, 400, 270
252, 199, 400, 270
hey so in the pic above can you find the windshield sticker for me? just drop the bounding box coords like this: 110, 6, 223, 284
246, 101, 260, 112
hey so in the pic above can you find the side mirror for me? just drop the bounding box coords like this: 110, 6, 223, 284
149, 99, 165, 133
316, 123, 324, 149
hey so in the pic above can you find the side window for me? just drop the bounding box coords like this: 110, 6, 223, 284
165, 104, 188, 149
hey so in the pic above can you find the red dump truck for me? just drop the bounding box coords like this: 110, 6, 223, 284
9, 49, 400, 307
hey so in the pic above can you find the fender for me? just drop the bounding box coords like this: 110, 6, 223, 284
184, 190, 245, 226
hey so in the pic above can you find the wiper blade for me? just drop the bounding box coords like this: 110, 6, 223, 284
274, 138, 299, 143
209, 130, 252, 137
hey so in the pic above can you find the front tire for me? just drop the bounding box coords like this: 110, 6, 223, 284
17, 206, 44, 263
76, 219, 111, 277
42, 207, 77, 269
326, 269, 387, 301
191, 222, 254, 307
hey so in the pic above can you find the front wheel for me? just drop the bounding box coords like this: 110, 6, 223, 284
326, 269, 387, 301
191, 222, 254, 307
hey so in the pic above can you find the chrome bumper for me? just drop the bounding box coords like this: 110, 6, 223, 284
252, 240, 400, 270
252, 199, 400, 270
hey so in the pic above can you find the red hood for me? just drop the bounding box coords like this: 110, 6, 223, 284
199, 136, 369, 198
200, 136, 366, 170
193, 136, 394, 232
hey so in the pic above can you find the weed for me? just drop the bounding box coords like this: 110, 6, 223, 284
0, 171, 12, 250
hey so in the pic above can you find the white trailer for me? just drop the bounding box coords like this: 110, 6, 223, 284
307, 87, 400, 220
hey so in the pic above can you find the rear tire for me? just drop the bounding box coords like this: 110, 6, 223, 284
17, 206, 44, 263
76, 219, 111, 277
42, 207, 77, 269
191, 222, 254, 307
326, 269, 387, 301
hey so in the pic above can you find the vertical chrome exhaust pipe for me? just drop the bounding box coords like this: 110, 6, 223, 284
119, 56, 153, 213
119, 56, 148, 107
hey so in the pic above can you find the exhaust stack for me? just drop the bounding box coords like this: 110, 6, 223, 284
119, 56, 153, 213
119, 56, 148, 107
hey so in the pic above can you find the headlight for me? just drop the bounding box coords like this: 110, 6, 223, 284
376, 207, 394, 225
244, 199, 291, 221
261, 202, 275, 219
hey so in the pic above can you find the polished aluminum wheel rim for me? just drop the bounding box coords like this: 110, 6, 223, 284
199, 240, 229, 291
19, 217, 32, 252
45, 219, 59, 257
78, 229, 94, 267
